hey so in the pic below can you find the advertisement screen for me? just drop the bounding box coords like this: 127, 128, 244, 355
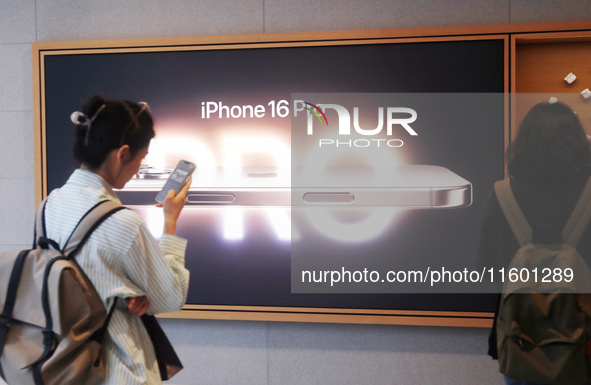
43, 38, 505, 313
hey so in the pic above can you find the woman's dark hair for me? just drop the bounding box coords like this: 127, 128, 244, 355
72, 95, 155, 170
507, 102, 591, 183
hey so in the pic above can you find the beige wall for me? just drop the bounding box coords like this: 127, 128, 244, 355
2, 1, 591, 384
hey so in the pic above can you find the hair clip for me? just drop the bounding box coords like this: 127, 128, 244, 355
120, 101, 151, 146
71, 104, 106, 146
70, 111, 88, 125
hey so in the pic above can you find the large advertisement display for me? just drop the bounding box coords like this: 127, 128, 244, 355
40, 35, 506, 322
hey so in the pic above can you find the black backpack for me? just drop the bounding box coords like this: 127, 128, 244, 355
494, 178, 591, 385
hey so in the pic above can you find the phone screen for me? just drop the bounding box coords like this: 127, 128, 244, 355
155, 160, 195, 203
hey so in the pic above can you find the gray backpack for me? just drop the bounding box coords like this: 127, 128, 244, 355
494, 178, 591, 385
0, 199, 123, 385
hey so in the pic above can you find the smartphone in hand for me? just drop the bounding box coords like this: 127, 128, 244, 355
155, 160, 195, 204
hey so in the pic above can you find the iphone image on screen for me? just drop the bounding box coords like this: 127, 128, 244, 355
118, 164, 471, 208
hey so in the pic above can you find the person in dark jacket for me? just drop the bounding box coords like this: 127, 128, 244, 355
478, 101, 591, 385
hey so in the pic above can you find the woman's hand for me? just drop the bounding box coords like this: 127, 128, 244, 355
125, 296, 150, 317
157, 177, 192, 235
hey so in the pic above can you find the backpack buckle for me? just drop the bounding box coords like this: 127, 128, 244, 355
42, 330, 55, 347
0, 315, 10, 329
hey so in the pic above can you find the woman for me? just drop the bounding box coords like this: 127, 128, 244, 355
44, 95, 190, 384
478, 101, 591, 385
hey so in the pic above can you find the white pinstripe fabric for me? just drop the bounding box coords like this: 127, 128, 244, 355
44, 169, 190, 385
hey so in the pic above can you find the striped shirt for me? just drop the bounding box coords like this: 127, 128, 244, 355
44, 169, 190, 385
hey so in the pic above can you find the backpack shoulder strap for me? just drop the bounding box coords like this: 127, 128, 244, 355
562, 177, 591, 247
33, 198, 49, 248
62, 200, 125, 257
494, 179, 532, 246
